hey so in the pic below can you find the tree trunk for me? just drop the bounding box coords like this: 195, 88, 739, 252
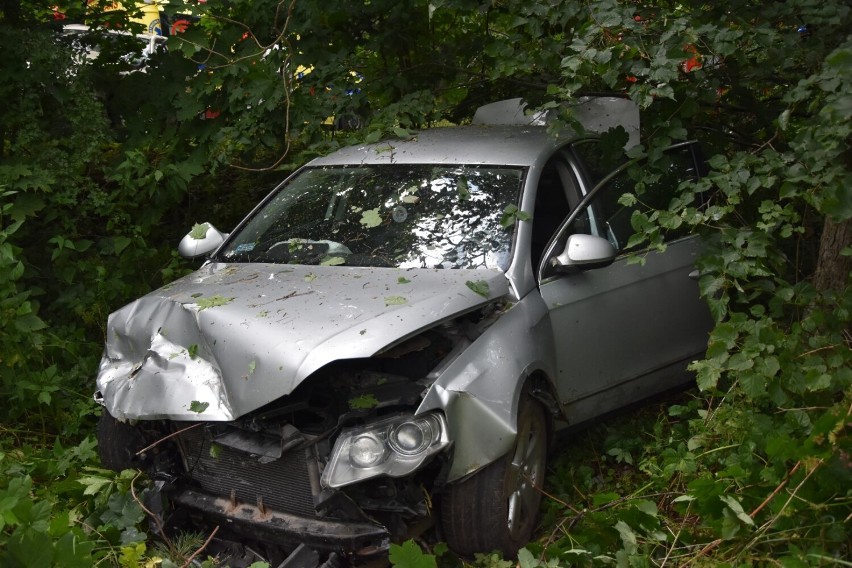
813, 216, 852, 293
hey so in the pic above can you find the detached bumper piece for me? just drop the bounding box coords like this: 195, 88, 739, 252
171, 489, 389, 558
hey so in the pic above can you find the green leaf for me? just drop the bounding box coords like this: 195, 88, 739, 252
397, 276, 411, 284
189, 400, 209, 413
78, 476, 113, 496
740, 371, 766, 399
388, 539, 436, 568
618, 193, 637, 207
384, 295, 407, 306
14, 313, 46, 332
614, 520, 638, 554
465, 280, 490, 298
52, 532, 95, 568
189, 222, 210, 239
360, 208, 382, 228
500, 204, 531, 228
720, 494, 754, 526
348, 394, 379, 410
100, 492, 145, 530
457, 176, 471, 201
187, 344, 199, 359
320, 256, 346, 266
10, 261, 24, 281
392, 127, 413, 139
196, 295, 233, 310
364, 130, 383, 144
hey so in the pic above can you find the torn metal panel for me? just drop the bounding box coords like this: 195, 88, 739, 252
212, 424, 305, 464
97, 300, 234, 421
417, 292, 557, 481
97, 263, 509, 421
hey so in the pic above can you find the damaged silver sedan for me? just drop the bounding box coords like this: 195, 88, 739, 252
94, 98, 712, 564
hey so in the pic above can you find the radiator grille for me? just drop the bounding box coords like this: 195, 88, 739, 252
177, 426, 318, 518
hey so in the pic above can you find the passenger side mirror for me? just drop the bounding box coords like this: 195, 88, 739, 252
178, 222, 229, 259
551, 234, 616, 272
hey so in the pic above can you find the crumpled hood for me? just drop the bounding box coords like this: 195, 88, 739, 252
96, 262, 508, 421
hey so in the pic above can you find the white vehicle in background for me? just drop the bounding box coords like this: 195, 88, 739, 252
61, 23, 166, 69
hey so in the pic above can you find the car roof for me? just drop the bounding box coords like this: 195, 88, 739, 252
307, 97, 641, 168
307, 125, 577, 168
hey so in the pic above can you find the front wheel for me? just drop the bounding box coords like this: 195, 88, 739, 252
441, 394, 548, 557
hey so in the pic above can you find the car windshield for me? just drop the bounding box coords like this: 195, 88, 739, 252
219, 165, 525, 270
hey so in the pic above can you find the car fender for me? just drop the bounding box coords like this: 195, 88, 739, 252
417, 291, 557, 481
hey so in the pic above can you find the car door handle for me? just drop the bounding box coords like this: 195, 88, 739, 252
688, 269, 701, 280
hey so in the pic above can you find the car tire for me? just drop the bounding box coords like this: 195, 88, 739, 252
97, 411, 146, 471
441, 393, 548, 557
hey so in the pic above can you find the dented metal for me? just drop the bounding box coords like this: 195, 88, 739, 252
97, 263, 509, 421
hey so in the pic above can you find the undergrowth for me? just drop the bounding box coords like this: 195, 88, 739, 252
389, 388, 850, 567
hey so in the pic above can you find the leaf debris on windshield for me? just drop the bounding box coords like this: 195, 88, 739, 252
360, 208, 382, 228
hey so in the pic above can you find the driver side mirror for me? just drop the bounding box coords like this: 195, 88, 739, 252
551, 234, 616, 272
178, 222, 229, 259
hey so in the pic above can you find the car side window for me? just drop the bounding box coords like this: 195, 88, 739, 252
570, 143, 702, 253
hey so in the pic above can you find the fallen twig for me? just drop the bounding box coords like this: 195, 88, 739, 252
135, 422, 203, 456
749, 460, 802, 519
681, 538, 722, 567
182, 526, 219, 568
130, 471, 166, 537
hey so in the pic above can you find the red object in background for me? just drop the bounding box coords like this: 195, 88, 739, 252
52, 6, 67, 20
625, 75, 638, 83
683, 57, 702, 72
203, 109, 221, 120
682, 44, 702, 72
171, 18, 191, 34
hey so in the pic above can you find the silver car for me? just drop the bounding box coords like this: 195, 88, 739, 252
94, 98, 711, 564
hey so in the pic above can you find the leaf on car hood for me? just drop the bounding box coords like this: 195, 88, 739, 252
465, 280, 490, 297
196, 295, 233, 310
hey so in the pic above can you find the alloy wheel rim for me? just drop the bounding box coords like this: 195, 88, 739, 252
506, 405, 545, 539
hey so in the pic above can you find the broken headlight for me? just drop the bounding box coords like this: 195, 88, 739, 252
321, 412, 450, 488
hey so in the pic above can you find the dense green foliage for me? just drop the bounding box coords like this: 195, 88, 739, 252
1, 0, 849, 565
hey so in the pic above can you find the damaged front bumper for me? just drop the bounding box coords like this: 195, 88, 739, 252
170, 489, 390, 557
130, 410, 448, 563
